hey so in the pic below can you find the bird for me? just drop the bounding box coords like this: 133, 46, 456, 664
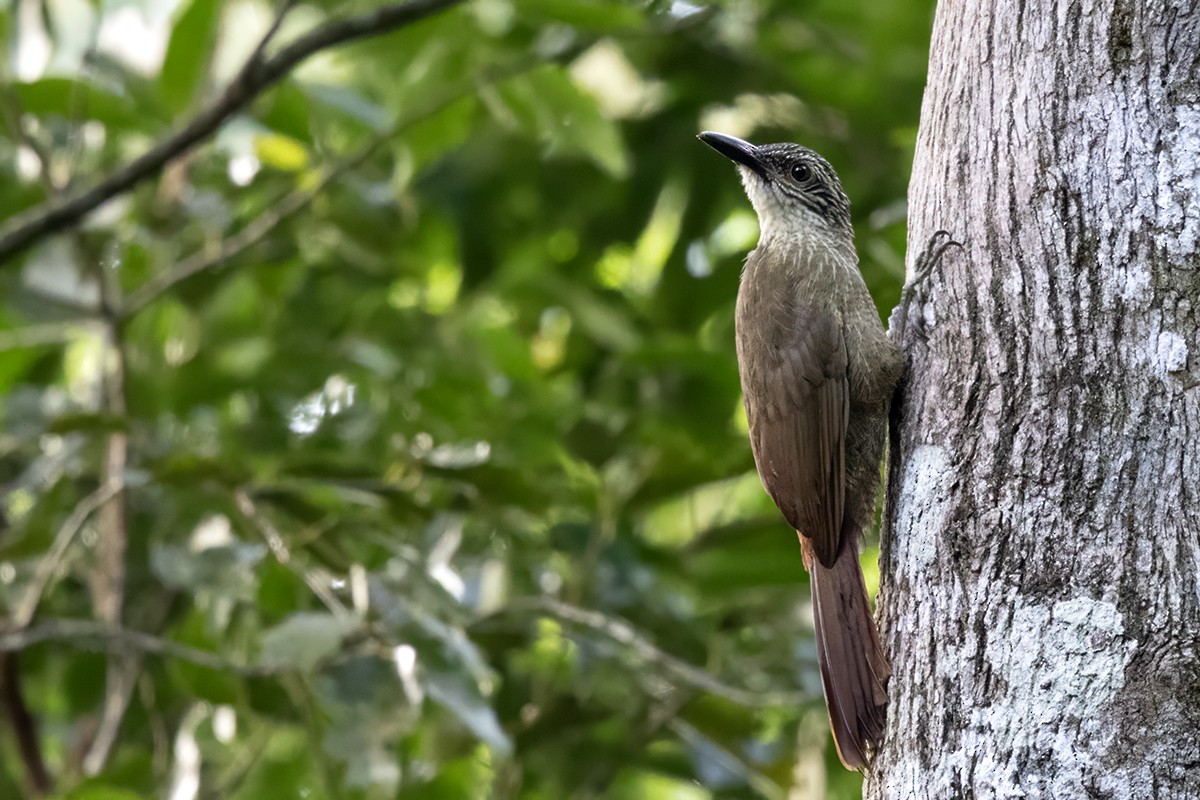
698, 131, 903, 769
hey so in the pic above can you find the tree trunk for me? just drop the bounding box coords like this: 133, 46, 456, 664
870, 2, 1200, 798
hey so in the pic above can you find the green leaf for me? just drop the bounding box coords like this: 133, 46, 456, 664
160, 0, 222, 114
151, 542, 264, 599
519, 0, 644, 30
257, 82, 314, 143
551, 281, 640, 351
226, 727, 326, 800
260, 612, 360, 671
167, 610, 244, 704
397, 94, 478, 181
683, 521, 805, 597
58, 785, 146, 800
395, 755, 490, 799
492, 65, 629, 177
46, 411, 130, 435
11, 79, 146, 129
254, 132, 311, 172
303, 83, 392, 133
425, 669, 512, 755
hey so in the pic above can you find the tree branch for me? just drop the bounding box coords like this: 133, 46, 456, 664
233, 489, 349, 616
8, 479, 125, 631
668, 717, 786, 800
0, 321, 100, 352
122, 138, 386, 318
251, 0, 301, 65
0, 0, 464, 266
83, 238, 134, 777
122, 56, 556, 318
0, 619, 276, 676
502, 597, 811, 709
0, 654, 53, 796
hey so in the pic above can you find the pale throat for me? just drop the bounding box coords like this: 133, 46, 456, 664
738, 169, 853, 259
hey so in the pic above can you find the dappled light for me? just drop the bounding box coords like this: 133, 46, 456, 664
0, 1, 935, 798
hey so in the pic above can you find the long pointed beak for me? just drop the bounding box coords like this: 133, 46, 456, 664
697, 131, 765, 176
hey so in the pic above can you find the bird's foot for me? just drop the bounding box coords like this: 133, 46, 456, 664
889, 230, 962, 346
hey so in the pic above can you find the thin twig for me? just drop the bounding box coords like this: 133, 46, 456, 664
82, 656, 136, 775
504, 597, 810, 709
0, 95, 95, 782
122, 142, 381, 318
0, 0, 464, 265
0, 85, 57, 195
8, 479, 124, 630
251, 0, 301, 64
577, 688, 696, 799
83, 254, 133, 776
0, 619, 276, 676
668, 717, 786, 800
234, 489, 348, 616
1, 654, 54, 796
122, 56, 543, 318
0, 321, 99, 352
137, 673, 171, 782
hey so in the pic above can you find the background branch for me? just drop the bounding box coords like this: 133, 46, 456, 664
502, 597, 811, 709
8, 480, 124, 631
122, 54, 567, 319
1, 654, 53, 797
0, 619, 276, 677
0, 321, 99, 352
0, 0, 464, 266
234, 489, 348, 616
83, 236, 134, 777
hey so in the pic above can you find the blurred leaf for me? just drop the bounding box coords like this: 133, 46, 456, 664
552, 282, 640, 351
168, 610, 244, 704
58, 786, 146, 800
395, 754, 489, 799
151, 541, 264, 600
492, 65, 629, 177
226, 727, 325, 800
303, 83, 392, 133
160, 0, 221, 114
260, 611, 361, 671
426, 668, 512, 755
519, 0, 644, 31
399, 94, 478, 178
254, 133, 311, 172
12, 79, 147, 129
682, 521, 805, 596
46, 411, 129, 435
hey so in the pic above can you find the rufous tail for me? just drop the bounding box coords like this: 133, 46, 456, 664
801, 528, 889, 770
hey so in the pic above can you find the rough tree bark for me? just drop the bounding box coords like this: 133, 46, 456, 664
871, 1, 1200, 798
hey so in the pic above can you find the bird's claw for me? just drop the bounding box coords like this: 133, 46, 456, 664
909, 230, 962, 288
891, 230, 963, 346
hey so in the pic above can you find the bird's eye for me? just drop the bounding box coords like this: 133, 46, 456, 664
790, 163, 812, 182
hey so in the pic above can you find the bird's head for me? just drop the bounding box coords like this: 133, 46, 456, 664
698, 131, 852, 244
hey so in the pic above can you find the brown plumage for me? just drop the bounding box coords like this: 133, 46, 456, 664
699, 132, 902, 769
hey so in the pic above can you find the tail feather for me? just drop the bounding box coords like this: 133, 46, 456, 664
801, 528, 889, 770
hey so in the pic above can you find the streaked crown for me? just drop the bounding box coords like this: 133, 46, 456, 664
698, 132, 852, 240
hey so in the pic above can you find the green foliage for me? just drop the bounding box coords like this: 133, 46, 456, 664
0, 0, 933, 797
160, 0, 222, 114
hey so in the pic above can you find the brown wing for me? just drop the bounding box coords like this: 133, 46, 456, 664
741, 306, 848, 568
